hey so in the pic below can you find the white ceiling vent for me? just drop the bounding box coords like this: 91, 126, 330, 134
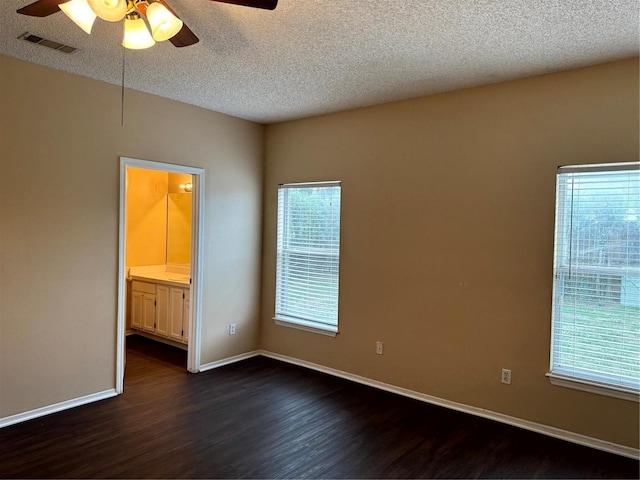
18, 32, 78, 54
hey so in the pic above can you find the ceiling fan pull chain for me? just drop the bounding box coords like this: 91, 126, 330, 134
121, 46, 126, 127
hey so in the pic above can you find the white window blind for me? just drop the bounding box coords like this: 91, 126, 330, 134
275, 182, 341, 333
550, 162, 640, 395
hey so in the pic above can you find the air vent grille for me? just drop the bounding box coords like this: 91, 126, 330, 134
18, 32, 78, 54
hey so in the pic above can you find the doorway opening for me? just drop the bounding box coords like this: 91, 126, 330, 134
116, 157, 205, 393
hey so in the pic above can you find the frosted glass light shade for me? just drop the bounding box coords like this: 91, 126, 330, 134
87, 0, 127, 22
147, 2, 183, 41
123, 16, 156, 49
59, 0, 97, 34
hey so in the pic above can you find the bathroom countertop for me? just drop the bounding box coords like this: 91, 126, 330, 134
129, 272, 190, 287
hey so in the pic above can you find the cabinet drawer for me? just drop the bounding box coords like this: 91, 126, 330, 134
131, 280, 156, 294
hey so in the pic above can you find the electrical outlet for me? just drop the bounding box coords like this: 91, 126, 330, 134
376, 341, 383, 355
229, 323, 236, 335
501, 368, 511, 385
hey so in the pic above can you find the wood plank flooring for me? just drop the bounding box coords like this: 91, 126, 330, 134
1, 335, 638, 478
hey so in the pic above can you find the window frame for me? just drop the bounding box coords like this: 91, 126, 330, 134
548, 162, 640, 402
273, 181, 342, 337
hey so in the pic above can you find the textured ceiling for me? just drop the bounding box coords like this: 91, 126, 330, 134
1, 0, 638, 123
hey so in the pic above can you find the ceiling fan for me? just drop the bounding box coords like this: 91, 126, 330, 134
16, 0, 278, 49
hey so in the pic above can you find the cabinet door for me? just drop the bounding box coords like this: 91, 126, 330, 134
131, 291, 143, 329
142, 294, 156, 332
156, 286, 170, 337
169, 287, 185, 341
183, 296, 190, 343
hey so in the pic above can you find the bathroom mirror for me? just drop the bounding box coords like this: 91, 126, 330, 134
125, 167, 193, 268
167, 192, 192, 264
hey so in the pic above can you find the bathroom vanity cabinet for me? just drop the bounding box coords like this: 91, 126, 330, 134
131, 278, 190, 346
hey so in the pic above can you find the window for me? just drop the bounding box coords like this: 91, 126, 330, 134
549, 162, 640, 400
275, 182, 341, 336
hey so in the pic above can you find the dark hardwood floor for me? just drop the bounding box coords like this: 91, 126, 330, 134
1, 335, 638, 479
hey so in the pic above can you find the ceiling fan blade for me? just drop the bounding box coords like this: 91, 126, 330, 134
210, 0, 278, 10
169, 24, 199, 48
154, 1, 199, 47
17, 0, 66, 17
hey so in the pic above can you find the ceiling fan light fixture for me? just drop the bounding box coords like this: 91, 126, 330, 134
146, 2, 183, 42
87, 0, 127, 22
59, 0, 97, 34
122, 13, 156, 49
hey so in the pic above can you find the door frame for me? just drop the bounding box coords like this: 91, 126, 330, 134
116, 157, 205, 393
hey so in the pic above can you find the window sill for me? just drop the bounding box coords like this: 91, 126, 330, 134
546, 372, 639, 402
273, 316, 338, 337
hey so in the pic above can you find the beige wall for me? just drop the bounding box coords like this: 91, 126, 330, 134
261, 58, 640, 448
0, 55, 264, 418
1, 52, 638, 451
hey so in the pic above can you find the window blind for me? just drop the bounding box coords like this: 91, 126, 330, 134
550, 163, 640, 393
276, 182, 341, 331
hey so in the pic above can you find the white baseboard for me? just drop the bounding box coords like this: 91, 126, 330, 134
0, 349, 261, 429
0, 389, 118, 429
3, 352, 636, 460
199, 351, 260, 372
259, 350, 639, 460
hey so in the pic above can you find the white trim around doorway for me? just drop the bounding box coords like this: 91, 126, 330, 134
117, 157, 205, 394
